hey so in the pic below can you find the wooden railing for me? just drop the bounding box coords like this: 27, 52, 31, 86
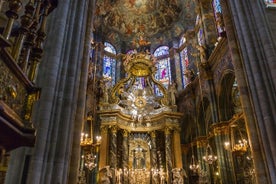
0, 0, 57, 151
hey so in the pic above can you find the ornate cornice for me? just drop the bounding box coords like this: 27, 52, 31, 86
210, 121, 230, 136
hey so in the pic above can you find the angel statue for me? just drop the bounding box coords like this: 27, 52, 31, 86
99, 166, 113, 184
172, 168, 187, 184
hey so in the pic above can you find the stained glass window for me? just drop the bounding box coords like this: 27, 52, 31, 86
180, 47, 189, 87
197, 28, 204, 46
265, 0, 276, 6
103, 42, 117, 85
154, 46, 171, 96
179, 35, 189, 88
213, 0, 222, 13
196, 14, 201, 25
266, 0, 276, 3
212, 0, 225, 34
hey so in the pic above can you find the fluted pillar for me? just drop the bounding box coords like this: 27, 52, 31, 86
68, 0, 94, 183
25, 0, 89, 183
221, 0, 276, 183
212, 123, 236, 183
165, 127, 173, 184
195, 137, 209, 182
209, 82, 219, 122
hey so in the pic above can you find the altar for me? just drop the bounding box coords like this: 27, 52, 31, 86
97, 51, 184, 184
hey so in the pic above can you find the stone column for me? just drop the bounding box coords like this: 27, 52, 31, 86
165, 127, 173, 184
221, 0, 276, 182
122, 129, 129, 184
203, 68, 220, 123
25, 0, 89, 183
4, 147, 32, 184
99, 126, 109, 169
195, 137, 209, 182
68, 0, 95, 183
172, 128, 183, 169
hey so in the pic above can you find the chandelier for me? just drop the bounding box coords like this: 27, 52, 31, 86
83, 153, 97, 171
189, 155, 200, 173
203, 144, 217, 164
224, 123, 248, 155
80, 133, 101, 171
189, 142, 200, 173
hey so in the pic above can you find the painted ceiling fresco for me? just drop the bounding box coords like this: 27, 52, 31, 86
94, 0, 196, 48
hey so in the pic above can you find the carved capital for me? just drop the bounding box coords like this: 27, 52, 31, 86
100, 125, 109, 134
164, 126, 172, 135
150, 131, 156, 138
122, 129, 129, 137
110, 125, 118, 134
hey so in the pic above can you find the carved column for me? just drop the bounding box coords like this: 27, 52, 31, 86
165, 127, 173, 184
28, 2, 50, 82
11, 0, 34, 62
172, 128, 182, 169
122, 129, 129, 184
109, 125, 118, 184
99, 126, 109, 169
3, 0, 22, 40
150, 131, 158, 169
109, 126, 118, 168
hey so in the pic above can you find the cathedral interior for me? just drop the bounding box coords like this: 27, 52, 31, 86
0, 0, 276, 184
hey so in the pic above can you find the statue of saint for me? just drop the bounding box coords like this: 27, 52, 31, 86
116, 168, 122, 184
100, 79, 110, 103
168, 82, 177, 105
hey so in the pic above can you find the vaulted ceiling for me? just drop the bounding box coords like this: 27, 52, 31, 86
93, 0, 197, 49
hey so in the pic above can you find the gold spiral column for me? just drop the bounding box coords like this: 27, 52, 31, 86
110, 125, 118, 184
165, 127, 173, 184
122, 129, 129, 184
150, 131, 158, 169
